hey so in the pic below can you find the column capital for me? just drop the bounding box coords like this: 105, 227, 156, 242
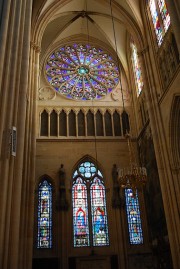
30, 41, 41, 53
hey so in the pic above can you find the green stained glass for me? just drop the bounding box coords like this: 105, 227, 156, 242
78, 66, 89, 75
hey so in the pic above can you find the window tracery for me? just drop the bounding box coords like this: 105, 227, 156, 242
149, 0, 170, 46
39, 108, 129, 138
45, 44, 119, 100
72, 161, 109, 247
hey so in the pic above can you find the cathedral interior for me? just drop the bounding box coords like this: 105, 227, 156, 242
0, 0, 180, 269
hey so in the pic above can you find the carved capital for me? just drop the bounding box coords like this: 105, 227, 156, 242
30, 41, 41, 53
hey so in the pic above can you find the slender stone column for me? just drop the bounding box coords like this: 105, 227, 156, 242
8, 0, 33, 268
139, 46, 180, 269
166, 0, 180, 57
0, 0, 12, 97
0, 0, 33, 268
0, 0, 24, 266
18, 42, 40, 269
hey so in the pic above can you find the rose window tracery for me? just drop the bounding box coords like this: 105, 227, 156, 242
45, 44, 119, 100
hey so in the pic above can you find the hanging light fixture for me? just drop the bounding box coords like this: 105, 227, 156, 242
118, 133, 147, 195
109, 0, 147, 194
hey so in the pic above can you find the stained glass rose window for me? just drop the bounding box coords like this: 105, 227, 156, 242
45, 44, 119, 100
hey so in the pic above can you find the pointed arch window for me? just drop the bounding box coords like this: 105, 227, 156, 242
40, 110, 48, 136
37, 180, 52, 248
72, 160, 109, 247
149, 0, 170, 46
125, 189, 143, 245
50, 110, 58, 136
131, 41, 144, 96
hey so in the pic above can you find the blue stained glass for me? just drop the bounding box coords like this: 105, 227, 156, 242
90, 177, 109, 246
46, 44, 119, 100
77, 162, 100, 179
90, 166, 96, 173
125, 189, 143, 245
72, 161, 109, 248
37, 180, 52, 248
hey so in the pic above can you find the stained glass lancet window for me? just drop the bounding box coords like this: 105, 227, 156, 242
149, 0, 163, 46
149, 0, 170, 46
45, 44, 119, 100
90, 177, 109, 246
37, 180, 52, 248
131, 42, 143, 96
72, 161, 109, 247
72, 177, 90, 247
125, 189, 143, 245
158, 0, 170, 32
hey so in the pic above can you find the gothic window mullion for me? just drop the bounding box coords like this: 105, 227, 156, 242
87, 183, 93, 246
72, 161, 109, 247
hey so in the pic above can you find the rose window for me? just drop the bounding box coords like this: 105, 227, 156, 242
45, 44, 119, 100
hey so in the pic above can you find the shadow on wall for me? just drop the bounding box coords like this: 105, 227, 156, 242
138, 133, 173, 269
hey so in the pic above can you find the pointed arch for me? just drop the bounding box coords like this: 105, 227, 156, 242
50, 109, 58, 136
40, 110, 48, 136
72, 157, 109, 247
59, 109, 67, 136
78, 110, 85, 136
69, 110, 76, 136
122, 110, 130, 135
113, 110, 122, 136
104, 110, 113, 136
87, 110, 95, 136
96, 110, 104, 136
37, 175, 53, 248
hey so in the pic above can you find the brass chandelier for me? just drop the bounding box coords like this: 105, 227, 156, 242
117, 133, 147, 195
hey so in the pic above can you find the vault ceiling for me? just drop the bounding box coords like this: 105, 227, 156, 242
33, 0, 144, 73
